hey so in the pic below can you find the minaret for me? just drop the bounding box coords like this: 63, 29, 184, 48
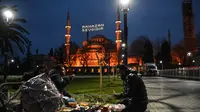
115, 6, 122, 64
65, 9, 71, 59
168, 29, 171, 47
182, 0, 197, 52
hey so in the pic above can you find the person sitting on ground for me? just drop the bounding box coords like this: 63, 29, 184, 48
49, 64, 75, 98
114, 64, 148, 112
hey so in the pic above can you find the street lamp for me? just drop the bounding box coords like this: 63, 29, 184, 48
120, 0, 130, 65
187, 52, 191, 57
187, 52, 192, 66
160, 60, 163, 70
11, 59, 14, 63
121, 43, 126, 48
2, 9, 14, 82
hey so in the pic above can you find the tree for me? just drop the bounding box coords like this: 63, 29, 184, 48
160, 40, 172, 68
49, 48, 54, 57
129, 36, 148, 62
79, 47, 89, 68
21, 41, 33, 71
55, 44, 65, 64
54, 48, 57, 57
0, 5, 30, 55
65, 42, 79, 68
155, 52, 161, 63
36, 49, 39, 55
172, 44, 186, 64
142, 39, 154, 63
153, 38, 162, 56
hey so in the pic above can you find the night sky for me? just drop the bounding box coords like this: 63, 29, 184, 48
3, 0, 200, 54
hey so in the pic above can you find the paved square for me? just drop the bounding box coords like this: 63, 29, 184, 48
143, 77, 200, 112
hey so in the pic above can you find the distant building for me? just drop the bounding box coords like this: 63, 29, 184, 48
63, 9, 142, 70
182, 0, 197, 53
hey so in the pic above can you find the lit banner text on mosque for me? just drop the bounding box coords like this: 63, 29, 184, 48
82, 24, 104, 32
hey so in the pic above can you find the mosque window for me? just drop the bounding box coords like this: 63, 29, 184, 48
104, 68, 107, 73
91, 69, 94, 73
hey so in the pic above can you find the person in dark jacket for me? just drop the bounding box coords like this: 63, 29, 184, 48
115, 64, 148, 112
49, 64, 75, 98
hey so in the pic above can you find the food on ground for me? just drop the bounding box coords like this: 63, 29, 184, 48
79, 102, 89, 106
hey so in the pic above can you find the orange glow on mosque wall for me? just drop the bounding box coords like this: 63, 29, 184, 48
66, 35, 140, 67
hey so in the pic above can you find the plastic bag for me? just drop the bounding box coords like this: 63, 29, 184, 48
21, 73, 64, 112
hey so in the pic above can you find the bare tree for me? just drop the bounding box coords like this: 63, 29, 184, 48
78, 47, 89, 74
129, 36, 148, 62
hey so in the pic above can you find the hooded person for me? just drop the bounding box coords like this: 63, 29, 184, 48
115, 64, 148, 112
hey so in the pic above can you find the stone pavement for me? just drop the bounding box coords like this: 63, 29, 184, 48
143, 77, 200, 112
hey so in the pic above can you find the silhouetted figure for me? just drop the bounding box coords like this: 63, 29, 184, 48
115, 64, 148, 112
49, 64, 75, 98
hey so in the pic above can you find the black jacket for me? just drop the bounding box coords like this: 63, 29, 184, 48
121, 71, 148, 106
49, 69, 72, 97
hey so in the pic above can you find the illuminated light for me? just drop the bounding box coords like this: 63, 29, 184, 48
65, 34, 71, 37
187, 52, 191, 56
120, 0, 130, 6
3, 10, 13, 19
116, 40, 122, 43
37, 65, 39, 68
192, 60, 195, 63
65, 44, 70, 46
178, 63, 181, 65
65, 26, 71, 28
17, 66, 19, 68
115, 30, 122, 33
160, 61, 162, 64
11, 59, 14, 63
115, 21, 121, 23
122, 54, 125, 57
122, 43, 126, 47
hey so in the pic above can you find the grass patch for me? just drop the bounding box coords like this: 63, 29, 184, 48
67, 77, 123, 94
66, 77, 123, 103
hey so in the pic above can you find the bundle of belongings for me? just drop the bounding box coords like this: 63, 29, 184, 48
20, 73, 64, 112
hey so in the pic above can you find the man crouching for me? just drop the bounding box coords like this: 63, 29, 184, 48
114, 64, 148, 112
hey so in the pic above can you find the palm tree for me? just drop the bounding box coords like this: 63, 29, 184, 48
0, 5, 29, 82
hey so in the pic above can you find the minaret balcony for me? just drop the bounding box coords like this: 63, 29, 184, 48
65, 43, 70, 46
116, 40, 122, 43
65, 34, 71, 37
115, 21, 121, 23
65, 26, 71, 28
115, 30, 122, 33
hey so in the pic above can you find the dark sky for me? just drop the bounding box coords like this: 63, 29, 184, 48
3, 0, 200, 54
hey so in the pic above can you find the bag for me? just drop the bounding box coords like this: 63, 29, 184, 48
21, 73, 64, 112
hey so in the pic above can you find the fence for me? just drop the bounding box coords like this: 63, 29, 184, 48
159, 68, 200, 80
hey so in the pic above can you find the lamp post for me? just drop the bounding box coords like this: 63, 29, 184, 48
187, 52, 192, 66
3, 9, 14, 82
160, 60, 163, 70
120, 0, 130, 65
